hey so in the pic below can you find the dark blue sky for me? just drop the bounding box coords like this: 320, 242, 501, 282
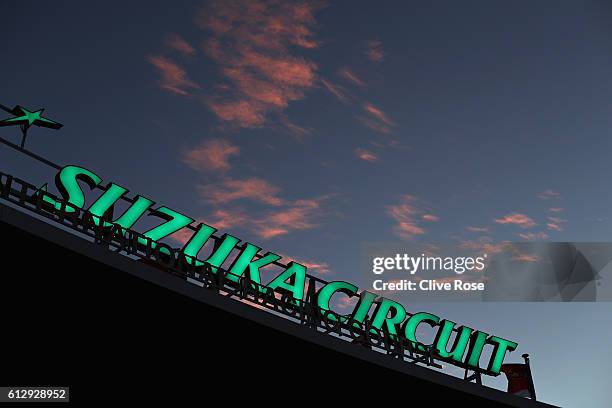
3, 1, 612, 405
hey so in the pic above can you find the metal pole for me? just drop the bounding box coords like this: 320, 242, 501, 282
0, 104, 13, 114
20, 125, 28, 149
522, 353, 537, 401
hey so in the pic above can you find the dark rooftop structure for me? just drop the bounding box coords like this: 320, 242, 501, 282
0, 198, 559, 407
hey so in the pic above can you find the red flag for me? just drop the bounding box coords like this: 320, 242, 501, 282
501, 363, 532, 398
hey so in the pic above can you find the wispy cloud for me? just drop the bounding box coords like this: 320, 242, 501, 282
546, 216, 567, 232
422, 214, 440, 222
280, 254, 332, 275
538, 190, 561, 200
278, 115, 312, 139
459, 237, 508, 254
339, 68, 365, 88
183, 138, 240, 172
358, 102, 395, 133
466, 226, 489, 233
387, 195, 435, 239
197, 0, 322, 129
171, 227, 198, 246
171, 209, 250, 246
196, 175, 332, 240
254, 198, 325, 239
363, 102, 394, 126
548, 207, 564, 213
147, 55, 200, 95
207, 208, 250, 230
512, 253, 540, 262
321, 79, 351, 103
300, 259, 331, 275
198, 177, 284, 206
206, 100, 265, 128
165, 33, 196, 56
517, 231, 549, 241
494, 213, 536, 228
172, 196, 327, 244
354, 147, 378, 162
366, 39, 384, 62
335, 295, 358, 309
370, 139, 402, 149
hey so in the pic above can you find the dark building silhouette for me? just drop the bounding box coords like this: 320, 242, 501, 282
0, 202, 558, 407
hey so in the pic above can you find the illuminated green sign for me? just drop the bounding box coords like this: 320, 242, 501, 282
39, 164, 519, 375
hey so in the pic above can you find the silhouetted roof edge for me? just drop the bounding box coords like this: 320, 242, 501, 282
0, 202, 558, 408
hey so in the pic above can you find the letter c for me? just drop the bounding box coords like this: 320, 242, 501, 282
316, 281, 359, 322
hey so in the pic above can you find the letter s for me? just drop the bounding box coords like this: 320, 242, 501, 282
44, 165, 102, 212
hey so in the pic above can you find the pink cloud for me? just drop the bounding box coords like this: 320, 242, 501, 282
354, 148, 378, 162
172, 193, 331, 245
171, 200, 324, 245
366, 39, 384, 62
466, 226, 489, 233
195, 172, 332, 240
339, 68, 366, 88
279, 115, 312, 139
538, 190, 561, 200
336, 295, 358, 309
546, 216, 567, 232
170, 209, 248, 246
278, 254, 332, 275
512, 253, 540, 262
460, 238, 508, 254
198, 177, 284, 206
387, 195, 429, 239
171, 227, 196, 246
165, 33, 196, 56
207, 100, 266, 128
422, 214, 440, 222
358, 117, 392, 134
207, 208, 250, 231
148, 55, 200, 95
257, 227, 290, 239
254, 198, 323, 239
517, 232, 549, 241
548, 207, 564, 213
321, 79, 351, 103
494, 213, 536, 228
197, 0, 322, 129
358, 102, 395, 134
370, 139, 401, 149
300, 260, 332, 275
363, 103, 394, 126
183, 138, 240, 172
